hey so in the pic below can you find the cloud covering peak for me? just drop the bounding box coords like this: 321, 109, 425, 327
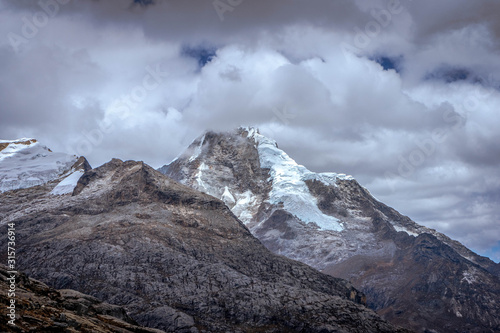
1, 0, 499, 262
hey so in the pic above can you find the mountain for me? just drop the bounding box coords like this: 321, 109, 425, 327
0, 265, 165, 333
0, 158, 409, 332
0, 138, 90, 193
159, 127, 500, 333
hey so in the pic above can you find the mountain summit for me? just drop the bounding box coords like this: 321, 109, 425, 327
159, 127, 500, 333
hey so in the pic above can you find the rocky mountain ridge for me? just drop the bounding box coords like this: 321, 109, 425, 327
159, 127, 500, 333
0, 154, 409, 332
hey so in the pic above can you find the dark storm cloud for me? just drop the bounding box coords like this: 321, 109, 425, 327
2, 0, 363, 34
0, 0, 499, 262
403, 0, 500, 43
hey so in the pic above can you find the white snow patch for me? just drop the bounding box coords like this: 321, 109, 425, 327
50, 169, 84, 195
393, 225, 419, 237
195, 162, 209, 191
188, 134, 205, 162
242, 126, 258, 138
303, 172, 354, 186
221, 186, 236, 205
264, 229, 284, 238
461, 268, 478, 285
232, 190, 258, 224
246, 130, 344, 231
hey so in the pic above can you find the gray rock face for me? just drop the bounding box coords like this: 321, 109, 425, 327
159, 128, 500, 333
0, 159, 408, 333
0, 265, 165, 333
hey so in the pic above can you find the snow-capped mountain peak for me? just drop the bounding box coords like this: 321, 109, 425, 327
159, 127, 500, 333
244, 126, 354, 182
162, 127, 354, 231
0, 138, 40, 162
0, 138, 90, 193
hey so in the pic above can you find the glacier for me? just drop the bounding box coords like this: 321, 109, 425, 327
247, 129, 347, 231
0, 139, 78, 193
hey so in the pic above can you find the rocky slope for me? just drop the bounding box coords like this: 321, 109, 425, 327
0, 138, 90, 193
159, 127, 500, 333
0, 158, 409, 333
0, 265, 165, 333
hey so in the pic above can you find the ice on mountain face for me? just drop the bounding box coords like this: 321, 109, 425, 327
245, 130, 344, 231
0, 139, 78, 193
232, 190, 258, 224
392, 225, 419, 237
241, 126, 258, 138
50, 169, 84, 196
188, 134, 205, 162
304, 172, 354, 185
221, 186, 236, 205
196, 162, 209, 192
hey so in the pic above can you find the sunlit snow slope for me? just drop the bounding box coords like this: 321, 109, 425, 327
249, 128, 352, 231
0, 138, 88, 193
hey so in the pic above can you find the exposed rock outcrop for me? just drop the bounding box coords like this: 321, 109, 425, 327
0, 265, 164, 333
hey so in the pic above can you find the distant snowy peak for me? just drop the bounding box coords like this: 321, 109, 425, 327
180, 126, 354, 183
159, 127, 499, 267
0, 138, 38, 145
0, 138, 90, 193
160, 127, 356, 231
0, 138, 42, 162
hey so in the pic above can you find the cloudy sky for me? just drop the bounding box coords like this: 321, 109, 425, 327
1, 0, 499, 262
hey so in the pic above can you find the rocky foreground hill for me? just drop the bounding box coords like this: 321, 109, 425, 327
0, 157, 409, 332
0, 265, 165, 333
160, 127, 500, 333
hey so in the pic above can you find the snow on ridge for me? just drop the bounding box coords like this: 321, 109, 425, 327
241, 126, 258, 139
50, 169, 84, 195
0, 139, 40, 162
245, 129, 344, 231
188, 134, 206, 162
0, 139, 78, 193
303, 172, 354, 185
243, 127, 354, 182
0, 138, 37, 144
392, 225, 419, 237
